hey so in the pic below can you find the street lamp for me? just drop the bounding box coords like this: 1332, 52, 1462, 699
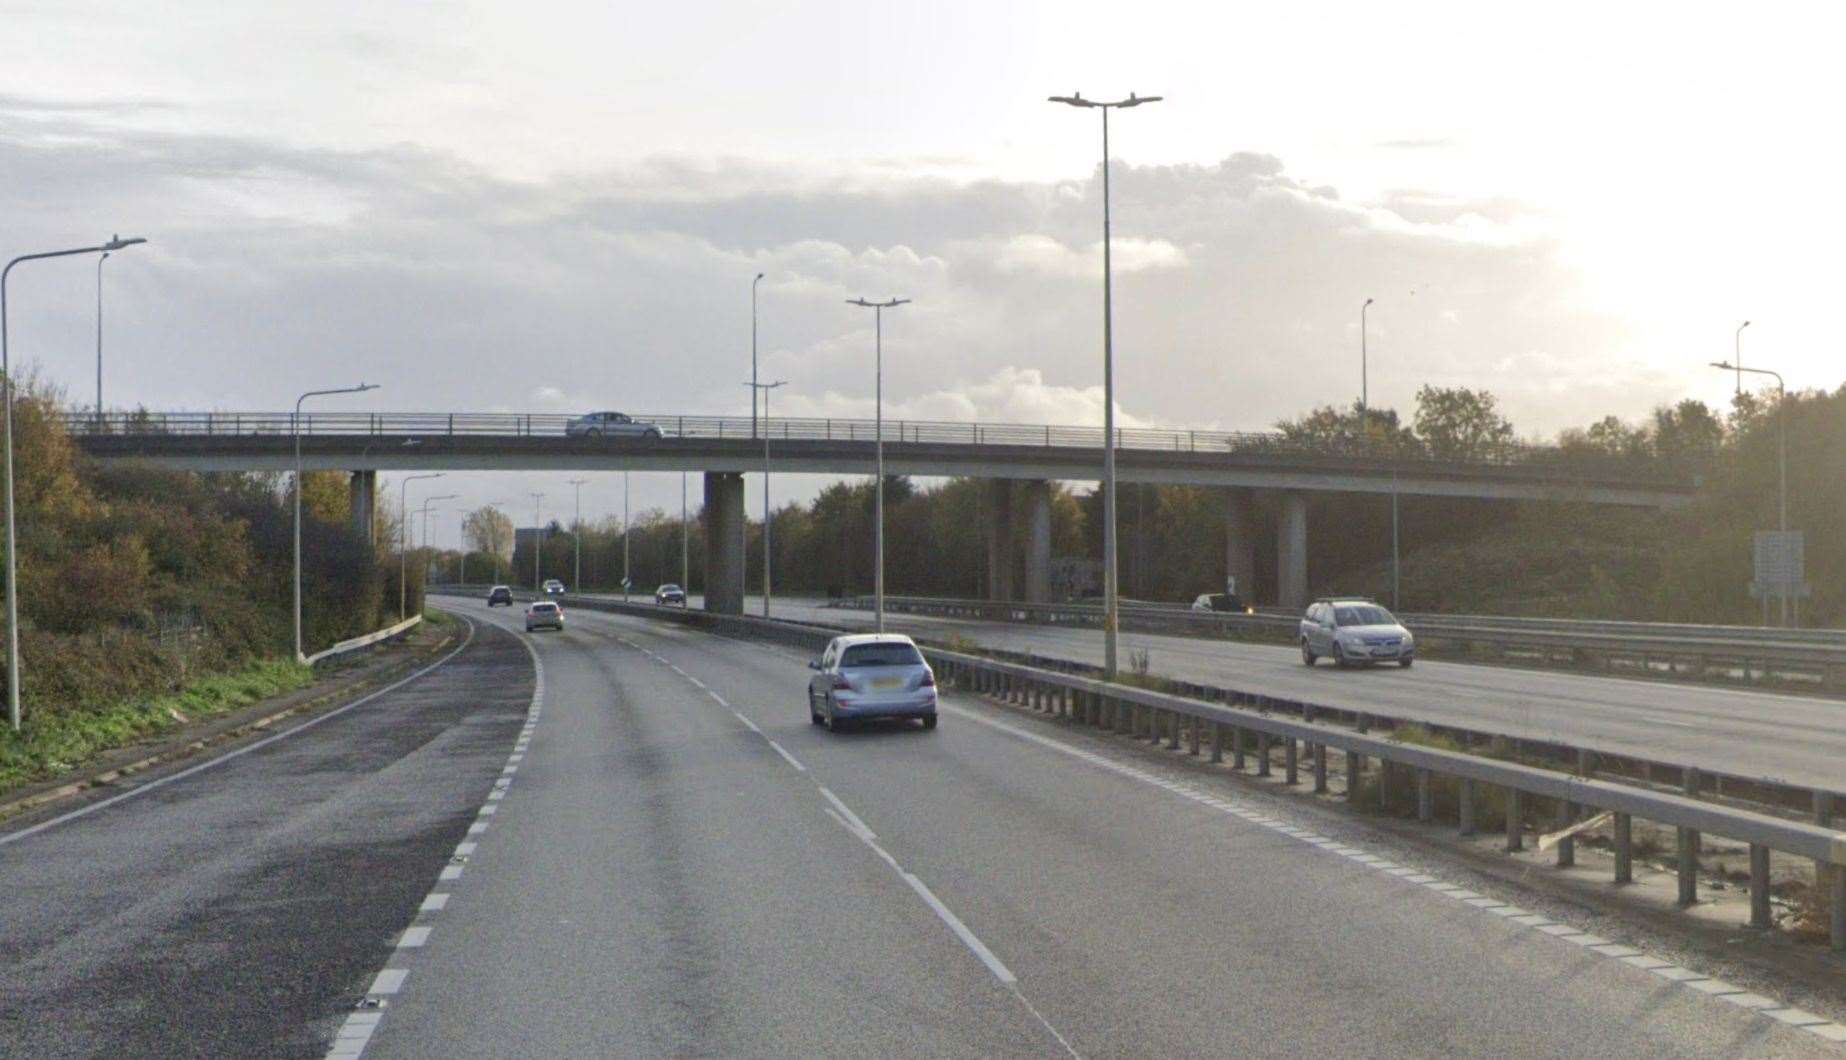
746, 379, 787, 617
1711, 359, 1790, 625
418, 493, 457, 588
3, 234, 146, 728
529, 492, 546, 591
399, 473, 444, 620
751, 272, 765, 439
622, 470, 631, 600
567, 478, 587, 591
681, 473, 690, 599
846, 297, 909, 633
1049, 90, 1161, 678
295, 382, 380, 661
1360, 297, 1375, 439
1733, 321, 1750, 395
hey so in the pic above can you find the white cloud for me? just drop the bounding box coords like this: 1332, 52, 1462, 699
978, 234, 1189, 279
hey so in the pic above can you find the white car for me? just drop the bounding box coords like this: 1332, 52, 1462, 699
565, 411, 662, 439
542, 579, 566, 596
525, 600, 565, 632
807, 634, 938, 732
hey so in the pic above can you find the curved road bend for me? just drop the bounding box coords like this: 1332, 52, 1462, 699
677, 596, 1846, 794
354, 601, 1838, 1057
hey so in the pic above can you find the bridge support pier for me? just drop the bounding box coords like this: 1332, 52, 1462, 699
1224, 487, 1256, 600
986, 480, 1015, 601
1277, 491, 1309, 610
1022, 480, 1052, 603
703, 472, 746, 614
349, 470, 377, 547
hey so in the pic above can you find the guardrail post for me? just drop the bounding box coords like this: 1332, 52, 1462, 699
1313, 744, 1327, 793
1557, 801, 1577, 868
1345, 751, 1361, 800
1506, 789, 1523, 852
1416, 769, 1432, 822
1234, 728, 1247, 771
1114, 697, 1130, 735
1210, 724, 1224, 763
1167, 712, 1180, 750
1831, 866, 1845, 952
1187, 717, 1200, 756
1613, 813, 1632, 883
1284, 738, 1298, 785
1256, 734, 1272, 777
1458, 779, 1476, 835
1676, 827, 1700, 905
1816, 792, 1836, 892
1748, 845, 1772, 929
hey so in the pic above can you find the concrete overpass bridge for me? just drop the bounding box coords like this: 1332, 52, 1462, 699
68, 410, 1694, 612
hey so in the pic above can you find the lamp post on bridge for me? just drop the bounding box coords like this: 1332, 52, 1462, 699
3, 235, 147, 728
1048, 90, 1161, 678
846, 298, 909, 633
295, 383, 379, 662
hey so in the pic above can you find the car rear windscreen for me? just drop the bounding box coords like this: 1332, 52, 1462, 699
841, 643, 924, 668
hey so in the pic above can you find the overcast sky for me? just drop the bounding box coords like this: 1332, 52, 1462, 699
3, 1, 1842, 546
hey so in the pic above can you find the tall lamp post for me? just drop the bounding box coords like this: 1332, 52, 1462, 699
418, 493, 456, 589
4, 235, 146, 730
567, 478, 587, 590
846, 298, 909, 633
622, 471, 631, 600
529, 492, 546, 591
1049, 90, 1161, 678
295, 382, 380, 661
1360, 296, 1374, 437
681, 473, 690, 599
746, 379, 787, 617
1711, 360, 1789, 625
751, 272, 765, 438
399, 474, 444, 620
1733, 321, 1750, 395
95, 252, 110, 425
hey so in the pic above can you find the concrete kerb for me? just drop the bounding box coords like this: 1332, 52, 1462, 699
503, 592, 1846, 951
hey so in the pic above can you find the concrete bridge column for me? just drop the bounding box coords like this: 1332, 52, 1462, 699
1224, 487, 1256, 600
986, 480, 1015, 600
349, 470, 377, 547
1022, 480, 1052, 603
703, 472, 746, 614
1277, 491, 1309, 610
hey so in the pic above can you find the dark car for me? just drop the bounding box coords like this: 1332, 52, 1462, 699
1191, 592, 1250, 614
487, 585, 514, 607
655, 583, 686, 606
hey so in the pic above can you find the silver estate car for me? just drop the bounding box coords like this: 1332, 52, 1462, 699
1300, 598, 1414, 668
525, 600, 565, 632
807, 634, 939, 732
565, 411, 662, 439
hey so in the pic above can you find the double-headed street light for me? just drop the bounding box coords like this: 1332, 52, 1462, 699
847, 298, 909, 633
399, 473, 444, 620
295, 382, 380, 661
1360, 297, 1375, 436
1711, 359, 1790, 625
1049, 90, 1161, 678
3, 234, 147, 728
746, 379, 788, 617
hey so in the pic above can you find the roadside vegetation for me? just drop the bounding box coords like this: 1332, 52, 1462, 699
0, 377, 412, 795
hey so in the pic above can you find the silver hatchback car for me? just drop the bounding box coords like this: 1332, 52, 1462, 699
1300, 598, 1414, 668
807, 634, 939, 731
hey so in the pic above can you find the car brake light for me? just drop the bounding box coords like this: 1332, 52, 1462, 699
919, 671, 936, 687
830, 674, 851, 690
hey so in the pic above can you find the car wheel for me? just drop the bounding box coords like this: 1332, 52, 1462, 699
1331, 642, 1349, 668
644, 428, 662, 440
826, 710, 845, 732
1399, 658, 1414, 669
922, 714, 938, 730
1300, 639, 1316, 666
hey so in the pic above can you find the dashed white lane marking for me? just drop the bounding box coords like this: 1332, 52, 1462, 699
939, 701, 1846, 1048
818, 787, 876, 840
329, 615, 547, 1060
1, 617, 481, 850
732, 711, 761, 734
766, 740, 807, 773
898, 870, 1016, 984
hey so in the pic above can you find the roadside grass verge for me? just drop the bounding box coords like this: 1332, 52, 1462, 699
0, 658, 312, 797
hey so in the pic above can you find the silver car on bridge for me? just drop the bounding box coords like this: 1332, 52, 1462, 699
1300, 598, 1414, 668
565, 411, 662, 439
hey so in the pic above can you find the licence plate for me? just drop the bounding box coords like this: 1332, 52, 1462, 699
870, 677, 903, 690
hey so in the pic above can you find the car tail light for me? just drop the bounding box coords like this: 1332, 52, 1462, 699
830, 674, 851, 691
919, 670, 936, 687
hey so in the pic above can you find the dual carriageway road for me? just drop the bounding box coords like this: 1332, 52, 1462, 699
0, 600, 1840, 1056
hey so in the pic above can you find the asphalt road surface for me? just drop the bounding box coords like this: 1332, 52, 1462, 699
659, 594, 1845, 795
4, 602, 1840, 1057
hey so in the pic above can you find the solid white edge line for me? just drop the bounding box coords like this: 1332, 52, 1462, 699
900, 871, 1016, 984
818, 787, 876, 840
1, 617, 481, 850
